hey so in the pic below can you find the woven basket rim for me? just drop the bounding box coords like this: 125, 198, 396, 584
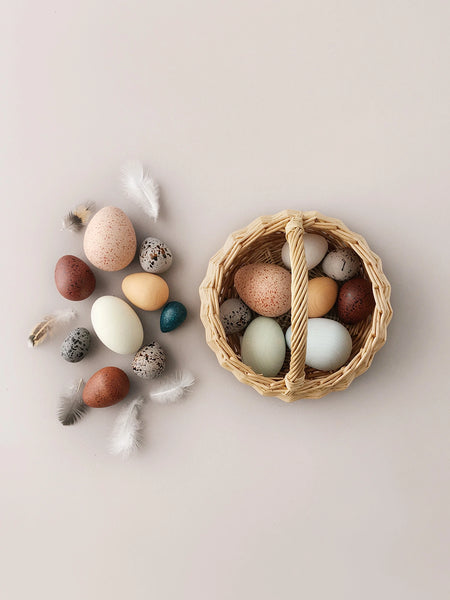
199, 209, 392, 401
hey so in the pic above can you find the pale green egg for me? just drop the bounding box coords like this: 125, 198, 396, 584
241, 317, 286, 377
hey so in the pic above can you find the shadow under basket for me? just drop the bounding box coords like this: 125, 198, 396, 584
199, 210, 393, 401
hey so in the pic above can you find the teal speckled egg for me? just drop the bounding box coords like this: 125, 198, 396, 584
160, 301, 187, 333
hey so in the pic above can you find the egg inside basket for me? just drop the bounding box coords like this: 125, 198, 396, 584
199, 210, 392, 401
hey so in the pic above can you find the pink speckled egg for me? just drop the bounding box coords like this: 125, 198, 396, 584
234, 263, 291, 317
83, 206, 136, 271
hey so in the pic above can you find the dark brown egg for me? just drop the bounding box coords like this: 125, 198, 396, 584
337, 278, 376, 324
55, 255, 96, 301
83, 367, 130, 408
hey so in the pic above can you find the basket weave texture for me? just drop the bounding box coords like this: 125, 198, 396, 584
199, 210, 392, 401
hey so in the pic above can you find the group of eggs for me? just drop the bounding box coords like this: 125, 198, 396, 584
219, 233, 375, 377
55, 205, 187, 408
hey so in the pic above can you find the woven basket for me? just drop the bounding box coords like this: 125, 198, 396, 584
199, 210, 392, 402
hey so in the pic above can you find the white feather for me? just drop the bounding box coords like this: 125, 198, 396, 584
149, 370, 195, 404
28, 308, 76, 348
120, 159, 160, 221
58, 379, 88, 426
109, 396, 145, 458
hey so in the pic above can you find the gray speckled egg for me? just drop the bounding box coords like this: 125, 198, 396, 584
61, 327, 91, 363
132, 342, 166, 379
219, 298, 252, 334
322, 248, 362, 281
139, 237, 173, 274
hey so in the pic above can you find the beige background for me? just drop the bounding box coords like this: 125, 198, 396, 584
1, 1, 449, 599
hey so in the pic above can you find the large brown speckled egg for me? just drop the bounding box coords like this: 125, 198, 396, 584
337, 278, 376, 324
234, 263, 291, 317
82, 367, 130, 408
83, 206, 136, 271
54, 255, 96, 301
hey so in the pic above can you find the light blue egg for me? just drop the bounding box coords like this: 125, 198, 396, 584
285, 325, 292, 350
305, 318, 352, 371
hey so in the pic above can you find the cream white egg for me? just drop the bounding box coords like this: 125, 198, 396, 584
91, 296, 144, 355
282, 233, 328, 270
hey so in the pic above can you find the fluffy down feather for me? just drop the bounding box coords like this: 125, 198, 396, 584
149, 370, 195, 404
62, 202, 95, 231
109, 396, 145, 458
121, 159, 160, 221
58, 379, 88, 426
28, 308, 76, 348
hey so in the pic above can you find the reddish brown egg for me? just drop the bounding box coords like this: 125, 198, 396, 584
83, 367, 130, 408
337, 278, 375, 324
55, 255, 96, 301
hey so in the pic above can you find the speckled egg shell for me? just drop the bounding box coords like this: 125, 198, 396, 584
54, 255, 96, 301
322, 247, 362, 281
219, 298, 252, 334
83, 367, 129, 408
160, 301, 187, 332
132, 342, 166, 379
61, 327, 91, 363
83, 206, 137, 271
139, 237, 173, 274
234, 263, 291, 318
337, 278, 375, 324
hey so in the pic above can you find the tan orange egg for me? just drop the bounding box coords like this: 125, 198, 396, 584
122, 273, 169, 311
307, 277, 338, 318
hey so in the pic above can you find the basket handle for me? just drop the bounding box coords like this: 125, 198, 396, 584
284, 215, 308, 393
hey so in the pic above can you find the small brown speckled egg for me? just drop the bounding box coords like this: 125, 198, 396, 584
83, 206, 136, 271
55, 255, 96, 301
234, 263, 291, 317
82, 367, 130, 408
337, 277, 375, 324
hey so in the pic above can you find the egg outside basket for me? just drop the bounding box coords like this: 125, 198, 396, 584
199, 210, 393, 402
